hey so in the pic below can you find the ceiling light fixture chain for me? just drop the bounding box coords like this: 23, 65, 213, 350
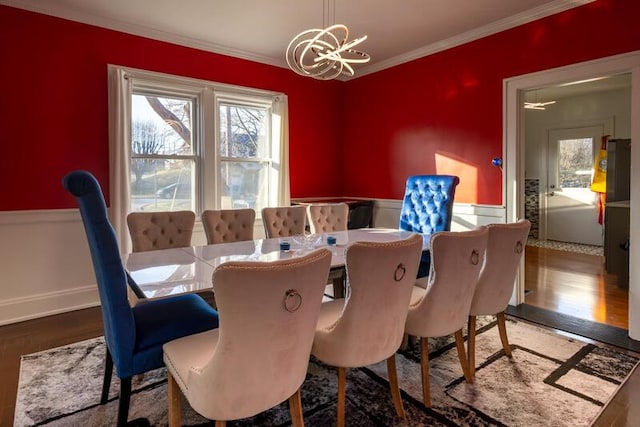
286, 0, 370, 80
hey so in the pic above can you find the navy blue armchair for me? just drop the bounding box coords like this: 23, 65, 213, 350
399, 175, 460, 278
63, 170, 219, 427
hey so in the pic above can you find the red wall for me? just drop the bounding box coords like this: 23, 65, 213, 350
0, 5, 342, 210
341, 0, 640, 204
1, 1, 639, 210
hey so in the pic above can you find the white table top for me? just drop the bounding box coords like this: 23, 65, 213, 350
126, 228, 427, 300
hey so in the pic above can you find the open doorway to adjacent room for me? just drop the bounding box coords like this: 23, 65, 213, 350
522, 74, 631, 330
504, 53, 639, 344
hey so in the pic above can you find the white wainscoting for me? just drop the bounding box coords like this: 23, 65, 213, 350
0, 209, 99, 325
0, 201, 505, 325
373, 199, 507, 230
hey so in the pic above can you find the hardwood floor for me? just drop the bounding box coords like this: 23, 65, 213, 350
524, 245, 629, 329
0, 245, 636, 426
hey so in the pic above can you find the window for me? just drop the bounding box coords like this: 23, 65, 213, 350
217, 97, 273, 212
557, 137, 594, 188
131, 93, 197, 212
108, 65, 289, 252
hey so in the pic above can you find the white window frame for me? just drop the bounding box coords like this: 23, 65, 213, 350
131, 85, 203, 212
108, 65, 290, 254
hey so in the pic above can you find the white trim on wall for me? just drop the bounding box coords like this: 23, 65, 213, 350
0, 201, 502, 325
0, 209, 99, 326
373, 199, 506, 230
0, 286, 98, 326
504, 50, 640, 338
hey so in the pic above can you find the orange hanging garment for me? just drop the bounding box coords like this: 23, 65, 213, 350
591, 135, 608, 224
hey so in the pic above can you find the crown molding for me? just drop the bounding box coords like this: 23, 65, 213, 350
348, 0, 595, 80
0, 0, 289, 69
1, 0, 593, 80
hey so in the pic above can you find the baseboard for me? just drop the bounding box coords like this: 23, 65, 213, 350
0, 283, 99, 326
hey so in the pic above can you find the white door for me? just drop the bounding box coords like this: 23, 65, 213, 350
546, 126, 604, 246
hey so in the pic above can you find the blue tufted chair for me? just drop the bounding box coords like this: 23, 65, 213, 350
63, 170, 219, 427
399, 175, 460, 278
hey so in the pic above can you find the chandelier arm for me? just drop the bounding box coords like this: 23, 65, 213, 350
285, 9, 369, 80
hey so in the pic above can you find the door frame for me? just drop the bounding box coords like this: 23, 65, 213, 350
503, 50, 640, 338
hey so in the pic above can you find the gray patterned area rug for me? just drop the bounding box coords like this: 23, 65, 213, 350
15, 318, 639, 426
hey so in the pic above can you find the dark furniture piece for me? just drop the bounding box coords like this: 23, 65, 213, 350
605, 201, 630, 288
63, 170, 219, 427
604, 138, 631, 288
605, 138, 631, 202
344, 199, 374, 229
293, 199, 374, 229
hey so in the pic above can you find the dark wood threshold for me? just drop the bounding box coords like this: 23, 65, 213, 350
506, 304, 640, 352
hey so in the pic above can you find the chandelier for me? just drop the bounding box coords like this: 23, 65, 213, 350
286, 0, 370, 80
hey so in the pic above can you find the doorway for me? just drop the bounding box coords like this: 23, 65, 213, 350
504, 51, 640, 339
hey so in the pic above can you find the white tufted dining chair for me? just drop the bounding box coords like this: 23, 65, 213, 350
261, 205, 307, 238
202, 208, 255, 244
127, 211, 195, 252
306, 203, 349, 234
163, 249, 332, 427
312, 234, 423, 426
467, 220, 531, 380
404, 227, 488, 407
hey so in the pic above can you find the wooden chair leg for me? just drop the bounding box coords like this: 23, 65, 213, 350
117, 376, 132, 427
497, 311, 512, 357
101, 348, 113, 404
467, 315, 477, 381
167, 372, 182, 427
454, 329, 472, 383
386, 353, 406, 418
420, 337, 431, 408
288, 388, 305, 427
337, 367, 347, 427
331, 268, 346, 298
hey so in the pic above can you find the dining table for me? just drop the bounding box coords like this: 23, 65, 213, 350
126, 227, 429, 301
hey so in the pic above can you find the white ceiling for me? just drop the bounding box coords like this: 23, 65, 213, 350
524, 73, 632, 103
2, 0, 594, 78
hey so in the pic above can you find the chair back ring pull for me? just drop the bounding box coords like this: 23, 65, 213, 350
394, 264, 406, 282
284, 289, 303, 312
515, 241, 523, 254
470, 249, 480, 265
